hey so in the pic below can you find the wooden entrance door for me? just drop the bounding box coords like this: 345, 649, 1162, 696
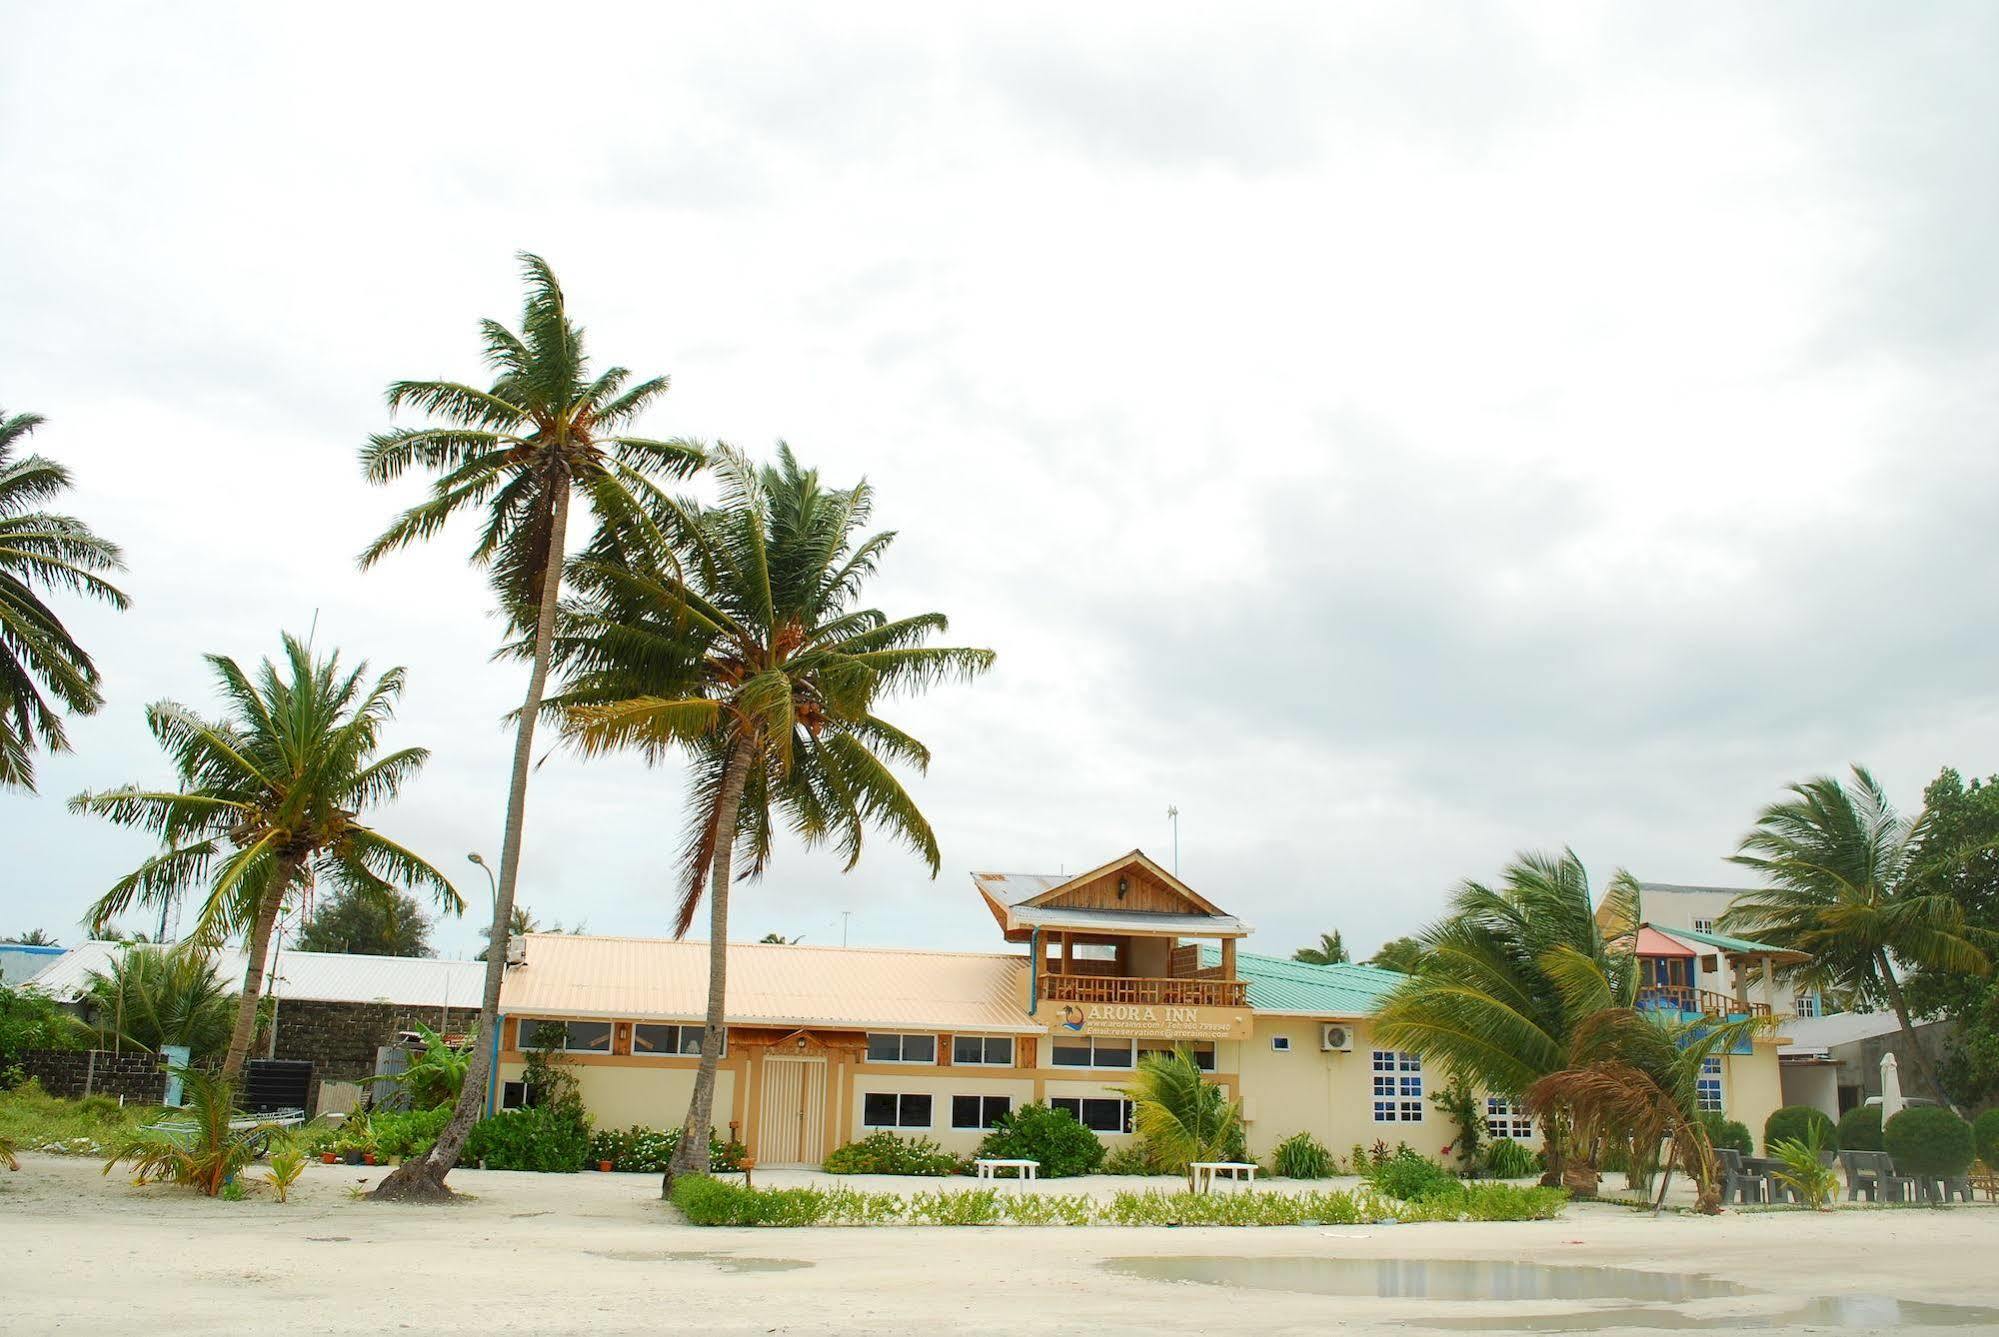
757, 1056, 828, 1165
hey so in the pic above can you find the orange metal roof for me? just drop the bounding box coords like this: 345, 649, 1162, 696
1636, 926, 1696, 957
498, 934, 1042, 1034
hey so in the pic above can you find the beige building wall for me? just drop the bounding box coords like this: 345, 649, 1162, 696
848, 1071, 1036, 1156
493, 1059, 737, 1137
1238, 1017, 1443, 1162
1721, 1041, 1786, 1153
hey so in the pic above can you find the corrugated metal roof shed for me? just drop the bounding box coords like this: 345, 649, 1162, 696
500, 934, 1042, 1034
1199, 946, 1405, 1017
27, 941, 484, 1008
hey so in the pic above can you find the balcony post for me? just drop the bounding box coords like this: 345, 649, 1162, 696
1221, 937, 1236, 979
1062, 931, 1073, 973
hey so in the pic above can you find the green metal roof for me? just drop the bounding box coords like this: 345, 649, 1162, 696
1650, 923, 1794, 957
1199, 946, 1406, 1016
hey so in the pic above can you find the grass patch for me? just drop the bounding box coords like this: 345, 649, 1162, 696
0, 1080, 154, 1157
669, 1175, 1567, 1227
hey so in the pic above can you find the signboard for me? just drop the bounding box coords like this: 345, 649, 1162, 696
1045, 1001, 1253, 1043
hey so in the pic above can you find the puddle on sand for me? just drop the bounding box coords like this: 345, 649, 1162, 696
587, 1249, 811, 1274
1103, 1258, 1744, 1303
1101, 1258, 1999, 1331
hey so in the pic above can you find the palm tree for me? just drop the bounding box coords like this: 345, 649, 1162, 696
3, 928, 57, 945
82, 944, 237, 1062
1373, 850, 1638, 1187
1292, 931, 1349, 965
0, 407, 128, 792
71, 634, 459, 1077
1723, 766, 1989, 1106
556, 444, 994, 1187
1116, 1047, 1244, 1189
1368, 935, 1425, 973
358, 253, 699, 1200
1526, 952, 1768, 1214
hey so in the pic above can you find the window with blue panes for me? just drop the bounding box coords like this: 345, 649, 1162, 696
1697, 1056, 1724, 1113
1372, 1050, 1423, 1121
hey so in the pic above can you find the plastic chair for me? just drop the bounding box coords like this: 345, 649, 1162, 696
1717, 1148, 1768, 1205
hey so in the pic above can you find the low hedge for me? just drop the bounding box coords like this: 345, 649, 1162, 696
587, 1124, 746, 1173
1836, 1104, 1884, 1153
1884, 1106, 1974, 1178
464, 1105, 591, 1173
669, 1174, 1566, 1227
1976, 1108, 1999, 1170
822, 1130, 959, 1176
1765, 1106, 1836, 1154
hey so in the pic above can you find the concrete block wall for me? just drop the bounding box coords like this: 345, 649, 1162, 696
15, 1049, 168, 1103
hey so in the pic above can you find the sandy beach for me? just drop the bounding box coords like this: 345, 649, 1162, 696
6, 1155, 1999, 1336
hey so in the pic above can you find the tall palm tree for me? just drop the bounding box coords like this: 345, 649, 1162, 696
357, 252, 700, 1199
1723, 765, 1989, 1106
0, 407, 128, 791
1373, 850, 1638, 1186
1292, 931, 1349, 965
556, 444, 994, 1187
71, 634, 459, 1077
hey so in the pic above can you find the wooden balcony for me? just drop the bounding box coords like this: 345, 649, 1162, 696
1637, 985, 1771, 1019
1039, 973, 1248, 1009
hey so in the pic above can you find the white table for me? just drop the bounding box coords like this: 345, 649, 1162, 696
973, 1158, 1040, 1183
1190, 1161, 1259, 1194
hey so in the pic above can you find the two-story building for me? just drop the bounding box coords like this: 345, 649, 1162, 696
491, 851, 1794, 1164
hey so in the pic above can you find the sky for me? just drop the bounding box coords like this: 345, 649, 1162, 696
3, 3, 1997, 963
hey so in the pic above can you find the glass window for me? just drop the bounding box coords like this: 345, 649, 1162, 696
1697, 1057, 1724, 1113
1692, 919, 1715, 934
1485, 1097, 1534, 1141
1371, 1051, 1423, 1121
632, 1023, 722, 1058
516, 1018, 610, 1053
500, 1080, 535, 1110
952, 1036, 1014, 1066
1051, 1039, 1093, 1068
1271, 1036, 1292, 1052
1138, 1042, 1215, 1071
862, 1092, 932, 1128
1051, 1097, 1132, 1133
950, 1094, 1011, 1129
1049, 1037, 1132, 1069
1793, 993, 1820, 1019
866, 1033, 937, 1064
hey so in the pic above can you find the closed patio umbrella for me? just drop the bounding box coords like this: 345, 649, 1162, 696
1880, 1052, 1904, 1128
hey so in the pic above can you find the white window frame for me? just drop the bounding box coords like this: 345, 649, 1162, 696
865, 1033, 938, 1065
861, 1091, 934, 1129
1270, 1035, 1292, 1053
1485, 1096, 1534, 1141
1049, 1036, 1137, 1070
1051, 1096, 1134, 1134
1697, 1056, 1724, 1113
949, 1093, 1012, 1130
515, 1018, 612, 1054
1371, 1050, 1423, 1122
1692, 918, 1715, 935
631, 1022, 724, 1060
1793, 993, 1820, 1019
950, 1035, 1015, 1067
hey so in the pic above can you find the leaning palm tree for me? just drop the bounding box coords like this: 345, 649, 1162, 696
557, 444, 994, 1187
1527, 950, 1769, 1214
71, 634, 460, 1077
82, 943, 238, 1062
1373, 850, 1639, 1187
1116, 1047, 1244, 1190
0, 407, 128, 791
358, 252, 700, 1200
1723, 765, 1989, 1106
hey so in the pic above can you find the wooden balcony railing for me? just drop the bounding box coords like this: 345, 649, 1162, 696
1637, 985, 1772, 1018
1040, 973, 1248, 1009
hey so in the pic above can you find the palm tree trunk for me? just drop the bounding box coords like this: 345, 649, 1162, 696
1875, 948, 1954, 1109
220, 872, 293, 1080
376, 484, 570, 1202
665, 739, 753, 1195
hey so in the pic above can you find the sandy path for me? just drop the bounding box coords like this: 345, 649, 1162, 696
4, 1154, 1997, 1336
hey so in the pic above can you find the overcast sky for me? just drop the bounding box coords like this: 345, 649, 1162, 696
4, 3, 1996, 963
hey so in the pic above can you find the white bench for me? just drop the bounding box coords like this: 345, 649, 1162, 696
1190, 1161, 1259, 1194
973, 1157, 1040, 1183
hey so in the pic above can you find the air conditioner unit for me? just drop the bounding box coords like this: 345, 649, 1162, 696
1320, 1023, 1353, 1052
505, 937, 527, 967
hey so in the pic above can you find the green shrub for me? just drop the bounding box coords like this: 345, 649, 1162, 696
370, 1106, 451, 1160
907, 1187, 1001, 1224
463, 1104, 590, 1173
1769, 1126, 1839, 1211
0, 1080, 148, 1158
1270, 1131, 1337, 1179
1884, 1106, 1975, 1178
1975, 1108, 1999, 1169
998, 1192, 1095, 1225
1480, 1138, 1542, 1179
0, 986, 88, 1081
1765, 1105, 1837, 1154
594, 1125, 743, 1173
1837, 1104, 1884, 1153
1393, 1183, 1570, 1222
1100, 1139, 1167, 1175
822, 1130, 959, 1176
1365, 1146, 1458, 1202
974, 1103, 1104, 1178
1701, 1113, 1753, 1157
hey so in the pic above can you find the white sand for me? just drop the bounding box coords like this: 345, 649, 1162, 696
5, 1154, 1997, 1336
